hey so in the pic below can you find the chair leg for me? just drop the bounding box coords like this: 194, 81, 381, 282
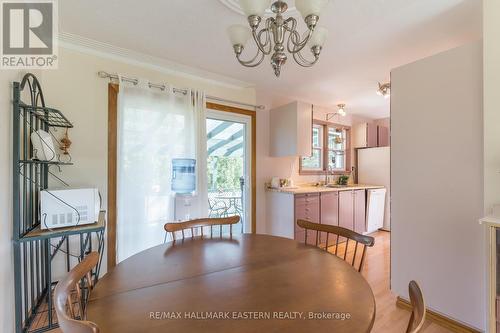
163, 231, 167, 244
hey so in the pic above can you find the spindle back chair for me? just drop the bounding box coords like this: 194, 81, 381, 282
54, 252, 100, 333
296, 220, 375, 272
406, 280, 426, 333
164, 216, 240, 242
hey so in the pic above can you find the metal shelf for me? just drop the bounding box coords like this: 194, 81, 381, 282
19, 103, 73, 128
18, 211, 106, 243
13, 73, 105, 333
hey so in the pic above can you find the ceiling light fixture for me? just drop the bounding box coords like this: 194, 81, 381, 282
377, 82, 391, 99
227, 0, 330, 77
326, 104, 347, 120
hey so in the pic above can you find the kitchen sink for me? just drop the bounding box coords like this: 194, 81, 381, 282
323, 184, 350, 188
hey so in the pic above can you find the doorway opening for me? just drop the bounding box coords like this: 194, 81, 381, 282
206, 109, 252, 234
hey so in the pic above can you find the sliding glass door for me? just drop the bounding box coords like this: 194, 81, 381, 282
206, 110, 252, 233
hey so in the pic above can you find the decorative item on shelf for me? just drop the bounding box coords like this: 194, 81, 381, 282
377, 82, 391, 98
227, 0, 330, 77
59, 128, 72, 155
337, 175, 349, 186
31, 129, 56, 161
326, 104, 347, 121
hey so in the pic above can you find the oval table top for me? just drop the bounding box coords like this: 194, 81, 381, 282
88, 234, 375, 333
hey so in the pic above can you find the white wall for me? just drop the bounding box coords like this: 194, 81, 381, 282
483, 2, 500, 329
0, 46, 256, 333
483, 0, 500, 215
391, 42, 484, 329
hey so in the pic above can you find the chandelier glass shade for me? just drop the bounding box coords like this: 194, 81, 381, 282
227, 0, 330, 77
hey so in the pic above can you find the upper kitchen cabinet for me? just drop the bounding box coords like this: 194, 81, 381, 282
377, 125, 390, 147
353, 123, 389, 148
353, 123, 378, 148
270, 101, 312, 157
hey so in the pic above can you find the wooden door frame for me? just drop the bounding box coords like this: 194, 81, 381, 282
107, 83, 119, 270
107, 85, 256, 270
205, 102, 257, 236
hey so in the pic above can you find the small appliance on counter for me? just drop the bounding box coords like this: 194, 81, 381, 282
40, 188, 101, 229
269, 177, 297, 189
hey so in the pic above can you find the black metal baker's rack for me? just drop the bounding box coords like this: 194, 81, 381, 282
12, 73, 106, 333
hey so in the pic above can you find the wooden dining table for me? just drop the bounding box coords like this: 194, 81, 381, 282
87, 234, 376, 333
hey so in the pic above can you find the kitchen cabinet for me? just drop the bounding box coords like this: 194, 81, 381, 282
338, 190, 367, 239
294, 193, 320, 245
339, 191, 354, 241
269, 101, 312, 157
377, 126, 390, 147
319, 191, 339, 243
354, 123, 390, 148
353, 123, 378, 148
353, 190, 367, 234
266, 187, 377, 246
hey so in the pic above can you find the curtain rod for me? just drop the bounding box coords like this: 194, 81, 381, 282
97, 71, 265, 110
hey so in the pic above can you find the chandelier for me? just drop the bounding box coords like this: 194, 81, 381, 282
227, 0, 329, 77
377, 82, 391, 98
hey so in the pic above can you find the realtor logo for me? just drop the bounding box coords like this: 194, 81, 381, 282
1, 0, 58, 69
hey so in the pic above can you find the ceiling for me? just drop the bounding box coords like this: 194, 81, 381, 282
59, 0, 482, 118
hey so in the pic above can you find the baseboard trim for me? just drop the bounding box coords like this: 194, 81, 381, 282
396, 297, 481, 333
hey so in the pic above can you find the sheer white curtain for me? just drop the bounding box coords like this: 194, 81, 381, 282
116, 81, 208, 263
192, 90, 209, 218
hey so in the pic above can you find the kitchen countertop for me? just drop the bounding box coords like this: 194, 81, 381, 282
479, 216, 500, 228
267, 184, 385, 194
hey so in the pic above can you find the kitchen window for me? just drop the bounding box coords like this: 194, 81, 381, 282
300, 121, 351, 175
300, 124, 323, 171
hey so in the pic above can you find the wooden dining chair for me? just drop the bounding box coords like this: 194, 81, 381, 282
296, 220, 375, 272
54, 252, 100, 333
406, 280, 426, 333
164, 215, 240, 242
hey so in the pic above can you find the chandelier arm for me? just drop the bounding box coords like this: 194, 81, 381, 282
285, 18, 314, 54
251, 18, 273, 55
292, 49, 319, 68
236, 48, 265, 67
257, 28, 271, 54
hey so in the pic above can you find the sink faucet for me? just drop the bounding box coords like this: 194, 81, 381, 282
324, 166, 333, 185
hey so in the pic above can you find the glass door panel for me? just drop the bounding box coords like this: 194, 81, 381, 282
206, 111, 251, 233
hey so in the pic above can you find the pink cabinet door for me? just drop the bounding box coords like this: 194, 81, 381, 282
353, 190, 366, 234
320, 192, 339, 244
377, 126, 389, 147
367, 123, 378, 148
339, 191, 354, 234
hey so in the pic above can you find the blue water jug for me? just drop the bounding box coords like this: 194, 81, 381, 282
171, 159, 196, 194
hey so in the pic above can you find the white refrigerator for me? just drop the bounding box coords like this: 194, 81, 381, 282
357, 147, 391, 231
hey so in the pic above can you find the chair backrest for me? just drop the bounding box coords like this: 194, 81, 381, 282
406, 280, 426, 333
296, 219, 375, 272
54, 252, 100, 333
164, 216, 240, 241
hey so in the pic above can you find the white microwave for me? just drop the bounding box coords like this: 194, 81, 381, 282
40, 188, 101, 229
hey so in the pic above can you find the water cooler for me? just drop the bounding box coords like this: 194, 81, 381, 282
171, 158, 197, 221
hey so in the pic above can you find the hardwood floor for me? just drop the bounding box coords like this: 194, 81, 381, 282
358, 231, 452, 333
48, 231, 452, 333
